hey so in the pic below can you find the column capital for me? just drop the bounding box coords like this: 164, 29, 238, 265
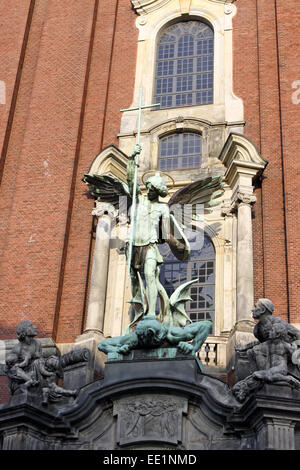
228, 190, 256, 212
235, 191, 257, 207
92, 201, 118, 219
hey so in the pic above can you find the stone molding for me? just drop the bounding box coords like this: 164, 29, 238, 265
119, 116, 228, 177
87, 145, 128, 181
234, 191, 256, 208
221, 190, 257, 217
131, 0, 172, 15
219, 132, 268, 190
121, 0, 243, 164
131, 0, 237, 15
1, 357, 300, 450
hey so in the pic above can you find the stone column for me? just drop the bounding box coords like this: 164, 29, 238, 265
226, 191, 257, 371
85, 201, 117, 334
222, 200, 235, 333
235, 192, 256, 323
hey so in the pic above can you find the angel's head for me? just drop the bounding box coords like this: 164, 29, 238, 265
145, 173, 168, 200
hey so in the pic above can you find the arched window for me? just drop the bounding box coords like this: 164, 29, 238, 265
159, 132, 202, 170
155, 21, 214, 109
159, 232, 215, 331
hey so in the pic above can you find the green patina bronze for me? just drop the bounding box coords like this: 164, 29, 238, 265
98, 315, 212, 358
83, 93, 224, 358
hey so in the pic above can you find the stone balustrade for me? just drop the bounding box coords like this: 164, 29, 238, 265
198, 336, 227, 368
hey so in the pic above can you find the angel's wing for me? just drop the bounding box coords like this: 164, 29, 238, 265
82, 173, 131, 208
168, 176, 224, 207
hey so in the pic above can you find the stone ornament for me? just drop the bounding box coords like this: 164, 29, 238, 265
130, 0, 171, 15
236, 191, 257, 206
4, 320, 88, 406
5, 320, 41, 395
92, 201, 118, 219
35, 355, 78, 405
114, 394, 187, 446
232, 299, 300, 402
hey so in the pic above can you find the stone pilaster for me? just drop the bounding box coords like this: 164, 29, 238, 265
256, 418, 296, 450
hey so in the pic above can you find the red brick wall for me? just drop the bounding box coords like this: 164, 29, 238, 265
274, 0, 300, 325
233, 0, 299, 322
0, 377, 9, 404
55, 0, 138, 343
0, 0, 138, 343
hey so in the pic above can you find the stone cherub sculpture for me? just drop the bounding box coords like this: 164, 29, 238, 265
35, 355, 78, 405
83, 143, 224, 330
5, 320, 42, 395
232, 299, 300, 402
5, 320, 80, 405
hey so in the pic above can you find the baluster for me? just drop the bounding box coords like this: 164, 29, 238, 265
205, 343, 210, 365
199, 343, 206, 363
208, 343, 216, 365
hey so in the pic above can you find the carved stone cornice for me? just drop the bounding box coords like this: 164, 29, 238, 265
228, 190, 256, 213
219, 133, 268, 191
222, 190, 257, 216
131, 0, 237, 15
131, 0, 171, 15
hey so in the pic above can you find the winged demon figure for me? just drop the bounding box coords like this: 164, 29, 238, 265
83, 144, 224, 331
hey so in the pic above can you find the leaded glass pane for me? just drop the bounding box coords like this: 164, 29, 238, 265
155, 21, 214, 109
159, 232, 215, 331
159, 132, 201, 170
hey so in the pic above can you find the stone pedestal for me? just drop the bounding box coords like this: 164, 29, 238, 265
74, 330, 106, 378
228, 383, 300, 450
226, 320, 255, 373
1, 354, 300, 450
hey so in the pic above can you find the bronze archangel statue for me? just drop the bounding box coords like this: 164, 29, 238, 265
83, 143, 224, 335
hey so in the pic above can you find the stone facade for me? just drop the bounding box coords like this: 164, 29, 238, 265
0, 0, 299, 405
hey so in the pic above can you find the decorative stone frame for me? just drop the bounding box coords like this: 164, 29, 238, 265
120, 0, 244, 149
87, 144, 128, 180
119, 116, 239, 186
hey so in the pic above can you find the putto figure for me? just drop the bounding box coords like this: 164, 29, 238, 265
4, 320, 85, 405
35, 355, 78, 405
5, 320, 42, 395
232, 299, 300, 402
